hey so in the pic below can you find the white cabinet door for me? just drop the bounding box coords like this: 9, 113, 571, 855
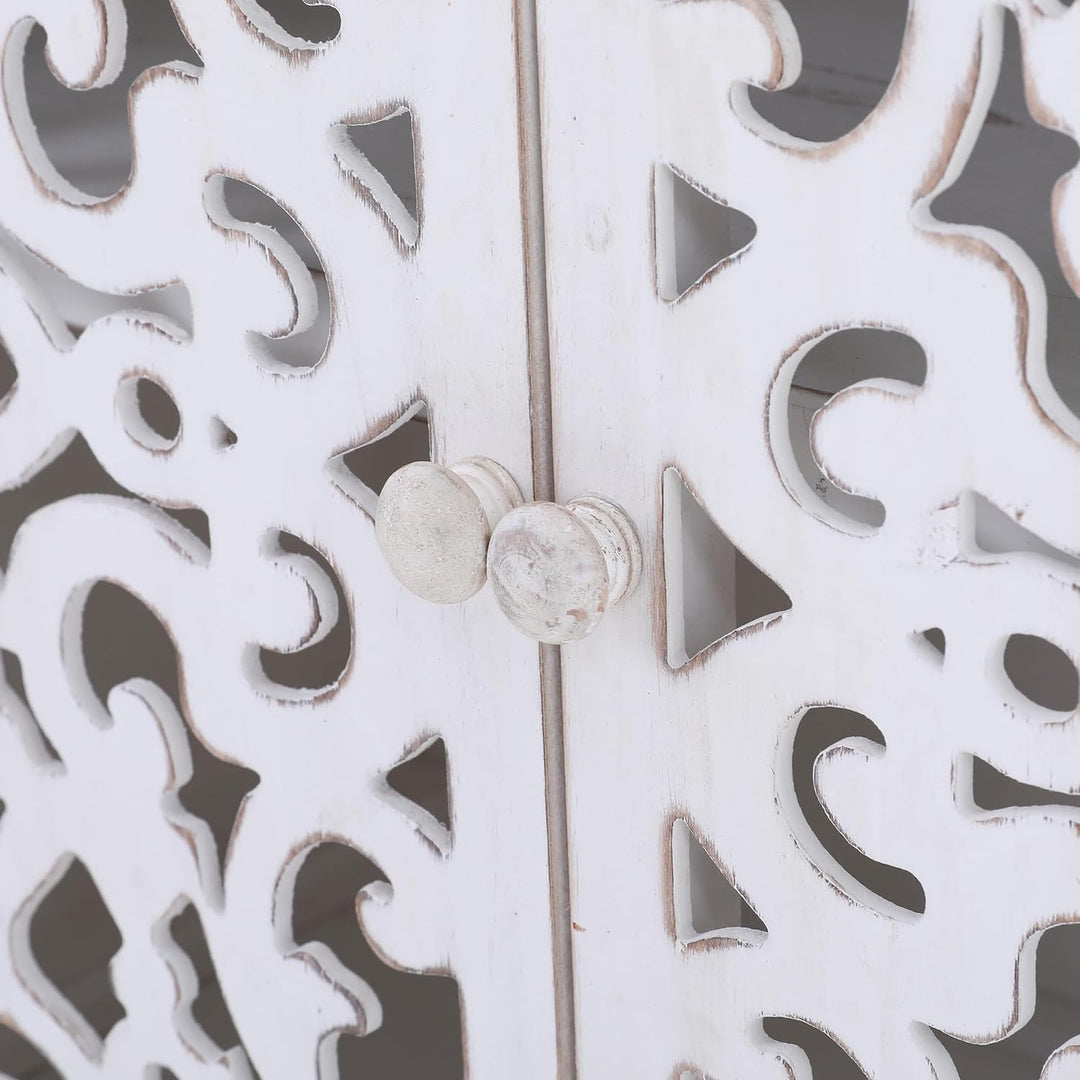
534, 0, 1080, 1076
0, 2, 558, 1077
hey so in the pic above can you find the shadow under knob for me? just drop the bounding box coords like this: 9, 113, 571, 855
487, 496, 641, 643
376, 458, 524, 603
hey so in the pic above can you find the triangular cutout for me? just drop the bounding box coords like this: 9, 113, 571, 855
331, 108, 420, 248
383, 736, 452, 855
964, 491, 1080, 570
328, 401, 430, 519
663, 467, 791, 668
209, 416, 238, 450
671, 818, 766, 945
654, 163, 756, 301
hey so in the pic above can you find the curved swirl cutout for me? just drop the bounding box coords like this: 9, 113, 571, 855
738, 0, 909, 146
248, 530, 352, 701
152, 898, 258, 1073
769, 327, 926, 533
0, 222, 193, 345
272, 840, 464, 1078
204, 173, 332, 372
228, 0, 341, 54
7, 1, 201, 203
0, 433, 208, 575
777, 705, 926, 918
763, 1016, 869, 1079
933, 924, 1080, 1078
68, 580, 259, 907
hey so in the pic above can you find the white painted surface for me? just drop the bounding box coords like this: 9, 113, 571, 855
0, 1, 558, 1076
2, 0, 1080, 1077
533, 0, 1080, 1076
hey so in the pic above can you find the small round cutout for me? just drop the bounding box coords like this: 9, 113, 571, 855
1004, 634, 1079, 713
117, 376, 181, 451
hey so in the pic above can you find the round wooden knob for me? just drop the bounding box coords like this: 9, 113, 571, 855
487, 496, 641, 643
376, 458, 524, 603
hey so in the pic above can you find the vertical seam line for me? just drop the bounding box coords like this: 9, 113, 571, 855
513, 1, 577, 1077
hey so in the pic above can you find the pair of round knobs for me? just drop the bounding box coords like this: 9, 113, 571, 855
375, 458, 640, 644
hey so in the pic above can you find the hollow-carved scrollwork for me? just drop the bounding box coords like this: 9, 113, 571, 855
0, 0, 552, 1077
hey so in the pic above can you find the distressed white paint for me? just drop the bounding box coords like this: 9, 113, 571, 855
533, 0, 1080, 1077
3, 0, 1080, 1077
0, 1, 559, 1077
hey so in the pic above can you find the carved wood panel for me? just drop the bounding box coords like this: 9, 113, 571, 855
534, 0, 1080, 1076
0, 1, 558, 1077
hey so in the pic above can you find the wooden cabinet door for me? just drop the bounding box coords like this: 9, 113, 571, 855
0, 2, 558, 1077
533, 1, 1080, 1077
